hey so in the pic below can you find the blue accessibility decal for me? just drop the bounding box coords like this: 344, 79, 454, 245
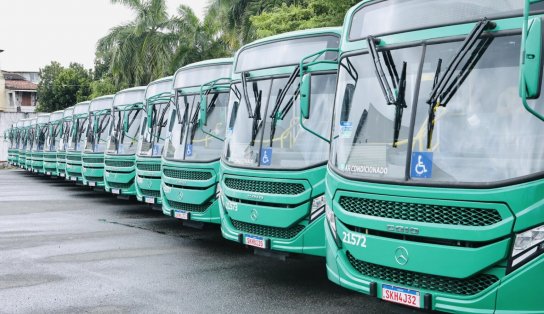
410, 152, 433, 179
186, 144, 193, 157
260, 148, 272, 166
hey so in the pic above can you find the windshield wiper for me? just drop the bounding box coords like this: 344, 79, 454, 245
269, 66, 301, 147
426, 18, 495, 149
178, 96, 191, 145
249, 82, 263, 146
367, 36, 407, 148
189, 99, 202, 144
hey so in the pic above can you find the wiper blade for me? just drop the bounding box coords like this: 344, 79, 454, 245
367, 36, 407, 147
269, 66, 301, 147
249, 82, 263, 146
189, 100, 202, 144
426, 18, 495, 149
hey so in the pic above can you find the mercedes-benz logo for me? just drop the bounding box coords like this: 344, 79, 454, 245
250, 209, 258, 221
394, 247, 409, 266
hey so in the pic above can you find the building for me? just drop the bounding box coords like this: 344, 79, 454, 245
0, 70, 39, 112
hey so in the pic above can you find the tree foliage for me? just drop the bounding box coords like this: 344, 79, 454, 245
250, 0, 359, 38
36, 62, 93, 112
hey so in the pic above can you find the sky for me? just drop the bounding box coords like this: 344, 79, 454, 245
0, 0, 207, 72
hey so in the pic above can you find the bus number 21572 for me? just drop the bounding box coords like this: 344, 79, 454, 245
342, 232, 367, 247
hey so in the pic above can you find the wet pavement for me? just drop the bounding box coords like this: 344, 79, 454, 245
0, 169, 418, 313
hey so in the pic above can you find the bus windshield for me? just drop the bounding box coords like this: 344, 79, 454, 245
224, 74, 336, 169
59, 119, 72, 152
32, 123, 48, 152
107, 107, 144, 155
139, 99, 172, 157
45, 121, 62, 152
332, 34, 544, 184
164, 92, 229, 162
85, 111, 112, 153
67, 115, 89, 152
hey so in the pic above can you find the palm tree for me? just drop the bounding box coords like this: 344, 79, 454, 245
205, 0, 300, 50
169, 5, 230, 70
97, 0, 177, 87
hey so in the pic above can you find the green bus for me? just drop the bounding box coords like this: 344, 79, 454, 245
66, 101, 91, 183
82, 95, 115, 188
30, 113, 50, 174
136, 77, 173, 205
12, 120, 25, 167
18, 119, 31, 169
43, 110, 65, 176
325, 0, 544, 312
57, 106, 75, 179
6, 123, 16, 166
219, 28, 340, 256
104, 87, 146, 196
161, 58, 232, 223
25, 117, 37, 171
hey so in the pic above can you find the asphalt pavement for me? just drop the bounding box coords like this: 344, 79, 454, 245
0, 169, 419, 314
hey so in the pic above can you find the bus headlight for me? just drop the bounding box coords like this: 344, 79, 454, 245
511, 225, 544, 268
310, 195, 326, 221
325, 202, 337, 239
216, 182, 222, 199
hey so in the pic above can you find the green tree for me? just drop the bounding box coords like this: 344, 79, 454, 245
90, 77, 118, 99
250, 0, 359, 38
36, 61, 63, 112
97, 0, 178, 88
36, 62, 93, 112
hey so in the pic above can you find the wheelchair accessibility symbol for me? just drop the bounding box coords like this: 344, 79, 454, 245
186, 144, 193, 157
260, 148, 272, 166
410, 152, 433, 179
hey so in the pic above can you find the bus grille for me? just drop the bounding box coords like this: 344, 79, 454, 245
66, 170, 82, 177
137, 163, 161, 172
224, 178, 305, 195
339, 197, 502, 226
163, 169, 212, 180
56, 153, 66, 159
66, 155, 81, 161
105, 160, 133, 167
108, 180, 134, 189
230, 219, 305, 239
44, 167, 57, 172
141, 188, 160, 198
346, 251, 498, 296
85, 176, 103, 182
83, 157, 104, 164
168, 200, 211, 212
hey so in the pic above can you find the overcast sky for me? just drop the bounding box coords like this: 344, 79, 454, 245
0, 0, 207, 72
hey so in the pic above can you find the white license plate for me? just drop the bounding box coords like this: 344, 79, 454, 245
145, 197, 155, 204
245, 235, 267, 249
112, 189, 121, 195
46, 172, 51, 175
382, 284, 420, 308
174, 210, 189, 220
88, 181, 96, 187
70, 177, 77, 181
60, 173, 65, 177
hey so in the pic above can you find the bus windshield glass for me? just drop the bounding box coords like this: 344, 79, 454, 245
348, 0, 536, 40
68, 115, 89, 152
32, 123, 48, 152
224, 73, 337, 169
45, 120, 63, 152
164, 92, 229, 162
332, 34, 544, 184
107, 107, 144, 155
139, 81, 173, 157
85, 110, 112, 153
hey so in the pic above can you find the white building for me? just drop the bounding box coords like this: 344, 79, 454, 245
0, 71, 39, 113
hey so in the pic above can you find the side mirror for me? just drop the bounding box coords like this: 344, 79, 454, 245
521, 17, 542, 99
169, 109, 176, 132
300, 73, 311, 119
341, 84, 356, 122
200, 94, 207, 127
